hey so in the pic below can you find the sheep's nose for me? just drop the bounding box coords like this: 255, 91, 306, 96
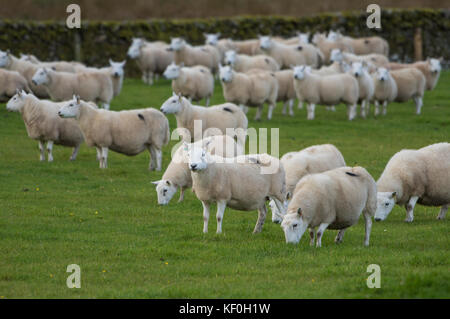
374, 218, 381, 222
57, 111, 62, 116
190, 164, 197, 170
32, 80, 37, 85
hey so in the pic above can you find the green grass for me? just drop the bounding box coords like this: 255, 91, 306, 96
0, 72, 449, 299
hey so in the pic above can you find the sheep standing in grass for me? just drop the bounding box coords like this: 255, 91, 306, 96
293, 65, 359, 120
160, 92, 248, 148
32, 67, 113, 109
387, 58, 442, 91
374, 142, 450, 223
0, 69, 30, 101
311, 33, 353, 64
185, 142, 287, 234
390, 68, 426, 115
76, 60, 126, 97
349, 62, 374, 118
152, 135, 243, 205
6, 90, 84, 162
273, 70, 297, 116
219, 64, 278, 121
58, 95, 170, 170
329, 49, 388, 71
163, 63, 214, 106
269, 144, 346, 223
371, 68, 397, 116
224, 50, 280, 72
281, 166, 377, 247
328, 31, 389, 56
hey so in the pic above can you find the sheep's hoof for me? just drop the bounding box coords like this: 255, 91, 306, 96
437, 216, 445, 220
404, 218, 413, 223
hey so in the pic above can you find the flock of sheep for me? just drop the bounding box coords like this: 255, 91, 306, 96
1, 29, 448, 246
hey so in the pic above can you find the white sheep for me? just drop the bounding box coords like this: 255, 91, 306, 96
58, 95, 170, 170
273, 70, 297, 116
0, 69, 30, 101
329, 49, 388, 71
224, 50, 280, 72
218, 64, 278, 121
349, 62, 375, 118
184, 141, 287, 234
293, 65, 359, 120
6, 90, 84, 161
203, 33, 237, 61
32, 67, 113, 109
387, 58, 442, 91
281, 166, 377, 247
311, 33, 354, 64
160, 92, 248, 149
327, 31, 389, 56
163, 63, 214, 106
269, 144, 346, 223
390, 68, 426, 114
371, 67, 398, 116
229, 39, 261, 56
152, 135, 244, 205
374, 142, 450, 223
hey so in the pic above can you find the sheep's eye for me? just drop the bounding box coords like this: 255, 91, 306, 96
385, 202, 389, 207
293, 224, 298, 228
163, 189, 167, 195
172, 100, 176, 103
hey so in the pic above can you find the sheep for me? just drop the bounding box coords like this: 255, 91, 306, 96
127, 38, 174, 85
224, 50, 280, 72
311, 33, 353, 64
0, 69, 30, 101
58, 95, 170, 170
329, 49, 388, 72
19, 53, 86, 72
152, 135, 244, 205
184, 141, 287, 234
163, 62, 214, 106
229, 39, 261, 56
292, 65, 359, 121
273, 70, 297, 116
160, 92, 248, 149
327, 31, 389, 56
218, 64, 278, 121
269, 144, 346, 223
0, 50, 49, 98
5, 90, 84, 162
168, 38, 220, 74
281, 166, 377, 247
371, 67, 398, 116
203, 33, 237, 61
387, 58, 442, 91
390, 68, 426, 115
374, 142, 450, 223
349, 62, 375, 118
31, 67, 114, 110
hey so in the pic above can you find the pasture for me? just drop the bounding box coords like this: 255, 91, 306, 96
0, 72, 449, 299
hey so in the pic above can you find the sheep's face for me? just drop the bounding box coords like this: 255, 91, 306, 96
428, 58, 442, 74
329, 49, 343, 63
293, 65, 310, 80
327, 31, 340, 41
205, 33, 219, 46
374, 192, 397, 221
127, 38, 143, 59
377, 68, 390, 82
281, 210, 304, 244
153, 180, 178, 205
169, 38, 185, 51
185, 142, 209, 172
224, 50, 237, 66
58, 96, 81, 118
351, 62, 365, 78
259, 36, 272, 50
269, 199, 288, 224
160, 93, 183, 114
32, 68, 50, 86
219, 65, 233, 83
311, 33, 325, 45
0, 50, 9, 67
109, 60, 125, 78
6, 91, 26, 112
163, 63, 181, 79
298, 33, 309, 44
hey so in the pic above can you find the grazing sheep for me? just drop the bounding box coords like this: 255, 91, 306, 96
6, 90, 84, 161
349, 62, 375, 118
204, 33, 237, 61
32, 67, 114, 109
168, 38, 220, 74
311, 33, 353, 64
58, 95, 170, 170
218, 64, 278, 121
230, 39, 261, 56
374, 142, 450, 223
387, 58, 442, 91
0, 69, 30, 101
152, 135, 244, 205
390, 68, 426, 114
269, 144, 346, 223
163, 63, 214, 106
127, 38, 174, 85
185, 142, 287, 234
160, 92, 248, 148
224, 50, 280, 72
281, 166, 377, 247
371, 67, 398, 116
328, 31, 389, 56
0, 50, 49, 98
293, 65, 359, 120
273, 70, 297, 116
329, 49, 388, 71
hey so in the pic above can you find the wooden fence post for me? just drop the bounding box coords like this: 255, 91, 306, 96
74, 31, 82, 62
414, 27, 422, 61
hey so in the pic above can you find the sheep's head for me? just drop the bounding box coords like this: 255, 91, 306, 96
224, 50, 237, 66
298, 32, 309, 44
428, 58, 442, 74
327, 30, 341, 41
374, 192, 397, 221
329, 49, 343, 63
204, 33, 220, 46
127, 38, 144, 59
160, 92, 183, 114
163, 62, 181, 80
259, 36, 272, 50
311, 33, 325, 45
32, 67, 50, 86
281, 208, 305, 244
376, 67, 390, 82
351, 62, 365, 78
292, 65, 310, 80
184, 141, 210, 172
6, 89, 28, 112
58, 95, 81, 118
152, 180, 178, 205
109, 59, 126, 78
0, 50, 10, 68
218, 64, 233, 83
169, 38, 185, 51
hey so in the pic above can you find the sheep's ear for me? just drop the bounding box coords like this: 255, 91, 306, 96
203, 136, 213, 149
177, 93, 182, 101
16, 88, 21, 96
75, 95, 81, 104
151, 180, 161, 186
172, 91, 178, 97
109, 58, 114, 65
286, 191, 292, 200
120, 60, 126, 66
20, 89, 27, 96
390, 192, 397, 200
297, 207, 302, 216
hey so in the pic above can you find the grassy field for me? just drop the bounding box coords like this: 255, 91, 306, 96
0, 72, 449, 299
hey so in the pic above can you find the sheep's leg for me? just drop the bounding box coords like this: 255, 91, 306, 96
155, 148, 162, 171
309, 228, 316, 246
306, 103, 316, 120
205, 96, 210, 107
96, 147, 101, 162
363, 211, 373, 246
366, 101, 371, 116
178, 187, 185, 203
437, 204, 448, 220
46, 141, 54, 162
282, 101, 287, 115
267, 103, 275, 120
348, 103, 357, 121
70, 144, 80, 161
101, 147, 108, 169
315, 223, 329, 248
335, 228, 346, 244
288, 99, 294, 116
382, 100, 388, 116
148, 72, 154, 85
141, 73, 147, 84
414, 97, 423, 115
154, 74, 159, 82
239, 104, 249, 114
360, 100, 367, 118
253, 204, 267, 234
326, 105, 336, 111
39, 140, 45, 161
201, 201, 210, 233
216, 200, 227, 234
404, 196, 419, 222
148, 146, 157, 171
374, 100, 380, 116
297, 100, 303, 109
254, 105, 263, 121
